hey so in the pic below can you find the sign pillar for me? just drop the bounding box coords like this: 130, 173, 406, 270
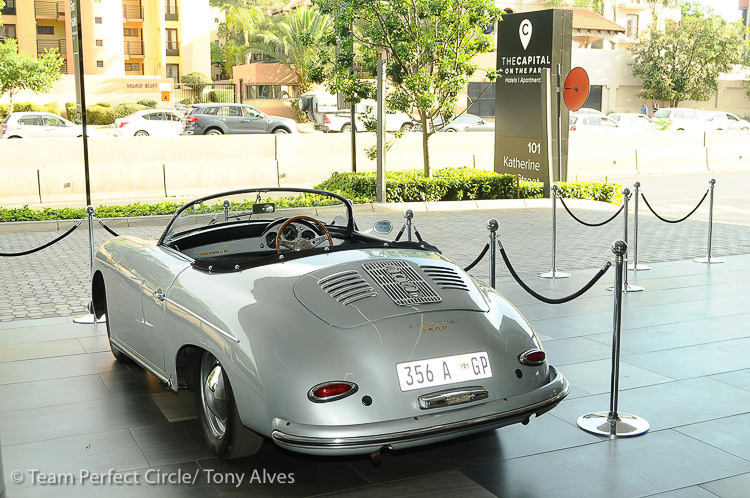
376, 60, 386, 203
70, 0, 91, 205
494, 10, 573, 185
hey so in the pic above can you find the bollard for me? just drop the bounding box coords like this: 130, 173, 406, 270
487, 219, 498, 289
73, 206, 103, 324
223, 199, 231, 221
539, 185, 570, 279
694, 179, 723, 264
607, 188, 643, 292
628, 182, 651, 271
404, 209, 414, 242
577, 240, 649, 438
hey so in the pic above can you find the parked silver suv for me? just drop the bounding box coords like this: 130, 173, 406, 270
183, 103, 297, 135
1, 112, 92, 139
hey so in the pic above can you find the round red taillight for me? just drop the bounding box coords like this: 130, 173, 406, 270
308, 381, 358, 403
518, 349, 546, 366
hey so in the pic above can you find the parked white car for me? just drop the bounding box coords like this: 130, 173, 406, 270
1, 112, 97, 139
574, 107, 606, 117
651, 108, 707, 131
608, 113, 655, 129
114, 109, 185, 137
706, 111, 750, 131
321, 99, 414, 133
569, 114, 619, 132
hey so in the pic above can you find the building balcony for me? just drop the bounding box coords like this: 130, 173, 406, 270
166, 41, 179, 56
34, 1, 65, 20
1, 0, 16, 16
37, 38, 66, 56
122, 4, 144, 22
124, 40, 145, 58
165, 5, 178, 21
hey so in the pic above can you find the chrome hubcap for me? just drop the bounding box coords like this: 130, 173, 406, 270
200, 354, 228, 439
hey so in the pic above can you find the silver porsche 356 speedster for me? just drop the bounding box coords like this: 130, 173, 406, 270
91, 187, 569, 459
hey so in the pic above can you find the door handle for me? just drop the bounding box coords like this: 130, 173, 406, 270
154, 289, 165, 302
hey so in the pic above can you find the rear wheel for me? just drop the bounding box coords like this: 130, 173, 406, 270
341, 123, 352, 133
205, 128, 223, 136
195, 351, 263, 459
445, 128, 457, 132
134, 130, 150, 137
401, 122, 413, 132
273, 128, 289, 134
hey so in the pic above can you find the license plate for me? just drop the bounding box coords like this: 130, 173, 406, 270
396, 352, 492, 392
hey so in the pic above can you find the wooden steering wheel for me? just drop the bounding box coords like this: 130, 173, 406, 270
276, 216, 333, 254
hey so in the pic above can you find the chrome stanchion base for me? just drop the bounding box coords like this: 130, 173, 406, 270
577, 412, 650, 438
628, 263, 651, 271
539, 270, 571, 279
606, 283, 644, 292
693, 256, 724, 264
73, 313, 106, 324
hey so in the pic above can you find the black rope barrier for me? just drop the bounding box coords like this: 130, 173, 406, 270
558, 196, 624, 227
0, 219, 84, 257
463, 243, 490, 272
641, 190, 708, 224
498, 244, 612, 304
394, 225, 405, 242
98, 219, 120, 237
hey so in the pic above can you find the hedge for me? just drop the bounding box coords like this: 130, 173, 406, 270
114, 103, 149, 119
137, 100, 158, 109
65, 102, 77, 122
41, 102, 61, 116
209, 89, 234, 103
315, 169, 622, 204
86, 105, 117, 125
0, 102, 44, 119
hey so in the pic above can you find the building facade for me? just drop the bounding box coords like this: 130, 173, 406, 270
1, 0, 210, 83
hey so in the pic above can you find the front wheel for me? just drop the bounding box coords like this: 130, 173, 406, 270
272, 128, 289, 134
340, 123, 352, 133
134, 130, 150, 137
195, 351, 263, 459
205, 129, 223, 136
401, 122, 414, 132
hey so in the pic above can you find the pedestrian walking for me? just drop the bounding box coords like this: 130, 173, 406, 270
652, 102, 659, 114
641, 102, 648, 115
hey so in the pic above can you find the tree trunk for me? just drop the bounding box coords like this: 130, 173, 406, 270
421, 113, 430, 177
9, 92, 14, 114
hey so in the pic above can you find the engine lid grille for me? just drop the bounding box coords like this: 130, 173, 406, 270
362, 260, 442, 306
420, 265, 470, 291
318, 270, 378, 306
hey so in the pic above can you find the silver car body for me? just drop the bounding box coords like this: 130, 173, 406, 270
114, 109, 185, 137
91, 188, 569, 456
1, 112, 91, 139
706, 111, 750, 131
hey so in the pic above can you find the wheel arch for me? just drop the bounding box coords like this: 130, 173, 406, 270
92, 270, 106, 319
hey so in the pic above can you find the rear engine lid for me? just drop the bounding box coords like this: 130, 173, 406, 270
294, 259, 489, 328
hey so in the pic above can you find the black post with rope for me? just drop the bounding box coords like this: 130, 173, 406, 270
0, 219, 85, 257
558, 196, 624, 227
98, 219, 121, 238
641, 190, 708, 224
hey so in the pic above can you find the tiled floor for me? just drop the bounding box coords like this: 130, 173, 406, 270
2, 255, 750, 497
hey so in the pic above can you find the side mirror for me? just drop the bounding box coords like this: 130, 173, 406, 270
373, 220, 393, 234
252, 203, 275, 214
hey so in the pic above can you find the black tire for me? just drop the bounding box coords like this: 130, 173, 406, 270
195, 351, 263, 459
272, 128, 289, 134
445, 128, 457, 132
134, 130, 150, 137
205, 128, 223, 136
341, 123, 352, 133
401, 122, 414, 132
298, 95, 310, 112
742, 127, 749, 131
102, 284, 130, 363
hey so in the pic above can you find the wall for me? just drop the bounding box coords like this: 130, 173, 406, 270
2, 131, 748, 207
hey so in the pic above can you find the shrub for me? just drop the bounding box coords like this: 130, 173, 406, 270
65, 102, 77, 122
209, 89, 234, 103
86, 105, 117, 125
114, 103, 148, 119
8, 102, 43, 112
0, 104, 9, 120
95, 102, 111, 107
41, 102, 61, 115
137, 99, 158, 109
180, 97, 195, 105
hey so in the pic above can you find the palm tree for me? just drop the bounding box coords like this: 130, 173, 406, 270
246, 6, 332, 92
222, 1, 264, 47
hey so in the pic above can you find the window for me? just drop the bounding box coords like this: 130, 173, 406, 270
144, 112, 164, 121
43, 115, 66, 127
4, 24, 16, 39
18, 115, 42, 126
166, 63, 180, 82
166, 29, 179, 55
242, 107, 261, 118
166, 112, 182, 121
626, 14, 639, 38
37, 26, 54, 35
244, 85, 296, 100
95, 39, 103, 46
125, 63, 140, 71
123, 28, 138, 37
202, 106, 219, 115
96, 60, 104, 68
95, 17, 102, 24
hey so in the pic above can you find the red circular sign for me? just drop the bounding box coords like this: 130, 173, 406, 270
563, 67, 590, 112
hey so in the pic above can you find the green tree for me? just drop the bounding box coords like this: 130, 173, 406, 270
180, 71, 212, 102
248, 6, 332, 93
0, 39, 63, 112
644, 0, 677, 35
316, 0, 501, 176
629, 14, 748, 107
222, 1, 264, 47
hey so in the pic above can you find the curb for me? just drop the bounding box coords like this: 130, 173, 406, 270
0, 199, 618, 234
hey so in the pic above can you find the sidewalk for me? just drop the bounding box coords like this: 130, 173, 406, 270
2, 199, 750, 321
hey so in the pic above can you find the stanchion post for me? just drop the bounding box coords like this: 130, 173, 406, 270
74, 205, 103, 324
404, 209, 414, 242
694, 178, 723, 264
223, 199, 230, 221
577, 240, 649, 438
539, 185, 570, 279
608, 188, 643, 292
487, 219, 498, 289
628, 182, 650, 271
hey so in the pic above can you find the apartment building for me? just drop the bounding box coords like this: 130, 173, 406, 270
0, 0, 210, 82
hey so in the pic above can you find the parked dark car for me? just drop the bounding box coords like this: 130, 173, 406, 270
183, 103, 297, 135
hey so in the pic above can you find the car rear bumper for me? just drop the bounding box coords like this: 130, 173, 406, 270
271, 365, 570, 455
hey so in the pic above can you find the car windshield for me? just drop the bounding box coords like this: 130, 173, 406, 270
161, 188, 352, 244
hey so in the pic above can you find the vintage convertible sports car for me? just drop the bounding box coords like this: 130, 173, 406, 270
91, 187, 569, 458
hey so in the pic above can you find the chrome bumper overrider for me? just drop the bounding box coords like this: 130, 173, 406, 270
272, 366, 570, 452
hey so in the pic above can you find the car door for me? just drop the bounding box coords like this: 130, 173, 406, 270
163, 111, 184, 136
42, 115, 74, 138
16, 114, 44, 138
241, 106, 267, 133
222, 105, 245, 134
142, 111, 165, 135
